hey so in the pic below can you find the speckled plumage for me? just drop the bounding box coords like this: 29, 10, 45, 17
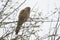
15, 7, 30, 35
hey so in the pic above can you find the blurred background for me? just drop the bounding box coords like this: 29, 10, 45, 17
0, 0, 60, 40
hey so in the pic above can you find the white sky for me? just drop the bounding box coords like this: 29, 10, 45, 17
0, 0, 60, 40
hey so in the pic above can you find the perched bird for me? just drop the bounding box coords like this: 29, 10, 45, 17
15, 7, 30, 35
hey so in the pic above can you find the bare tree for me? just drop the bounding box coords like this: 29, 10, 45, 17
0, 0, 60, 40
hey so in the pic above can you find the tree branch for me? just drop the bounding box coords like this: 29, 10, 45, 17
1, 0, 27, 22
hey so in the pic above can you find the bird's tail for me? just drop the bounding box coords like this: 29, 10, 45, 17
15, 25, 21, 35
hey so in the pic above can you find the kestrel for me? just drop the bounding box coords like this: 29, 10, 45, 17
15, 7, 30, 35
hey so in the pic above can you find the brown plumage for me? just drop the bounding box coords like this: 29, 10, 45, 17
15, 7, 30, 35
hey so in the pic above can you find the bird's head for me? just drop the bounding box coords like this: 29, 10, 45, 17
25, 7, 30, 11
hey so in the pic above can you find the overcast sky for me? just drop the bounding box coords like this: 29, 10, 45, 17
0, 0, 60, 40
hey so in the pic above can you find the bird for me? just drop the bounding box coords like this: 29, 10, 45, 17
15, 7, 30, 35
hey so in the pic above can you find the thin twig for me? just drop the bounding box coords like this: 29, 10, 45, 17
0, 20, 60, 25
53, 16, 59, 40
1, 0, 27, 22
0, 30, 14, 40
0, 0, 9, 16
